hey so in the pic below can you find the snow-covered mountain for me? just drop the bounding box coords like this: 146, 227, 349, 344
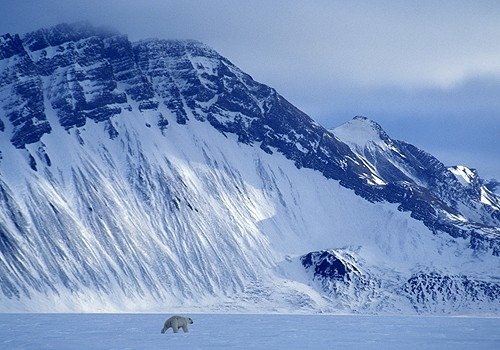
0, 22, 498, 314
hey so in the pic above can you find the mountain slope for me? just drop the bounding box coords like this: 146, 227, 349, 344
332, 117, 500, 238
0, 23, 498, 313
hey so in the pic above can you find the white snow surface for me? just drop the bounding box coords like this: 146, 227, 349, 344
448, 165, 476, 186
0, 313, 498, 350
332, 117, 386, 149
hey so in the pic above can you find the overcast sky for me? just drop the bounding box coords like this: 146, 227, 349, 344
1, 0, 499, 179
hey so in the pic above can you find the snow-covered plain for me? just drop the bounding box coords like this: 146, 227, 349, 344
0, 313, 498, 350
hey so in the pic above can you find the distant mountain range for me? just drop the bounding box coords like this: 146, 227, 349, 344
0, 22, 498, 313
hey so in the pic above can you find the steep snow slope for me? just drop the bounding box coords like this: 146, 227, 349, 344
0, 23, 499, 313
1, 110, 497, 313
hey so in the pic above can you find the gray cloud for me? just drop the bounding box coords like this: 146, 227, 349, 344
4, 1, 500, 87
1, 0, 499, 177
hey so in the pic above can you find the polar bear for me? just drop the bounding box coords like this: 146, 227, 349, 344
161, 315, 194, 333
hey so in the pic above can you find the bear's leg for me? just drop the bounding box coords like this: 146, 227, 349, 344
172, 322, 179, 333
161, 324, 170, 333
182, 325, 188, 333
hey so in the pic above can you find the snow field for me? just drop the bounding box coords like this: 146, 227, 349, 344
0, 313, 499, 350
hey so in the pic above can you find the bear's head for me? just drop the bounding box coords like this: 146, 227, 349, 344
188, 317, 193, 324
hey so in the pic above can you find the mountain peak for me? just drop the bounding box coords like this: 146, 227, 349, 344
332, 115, 391, 149
133, 38, 221, 60
22, 21, 119, 52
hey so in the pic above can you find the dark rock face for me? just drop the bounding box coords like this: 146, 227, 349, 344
300, 250, 384, 311
402, 272, 500, 313
301, 250, 358, 281
0, 22, 498, 256
0, 34, 26, 60
0, 33, 51, 148
301, 249, 500, 313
